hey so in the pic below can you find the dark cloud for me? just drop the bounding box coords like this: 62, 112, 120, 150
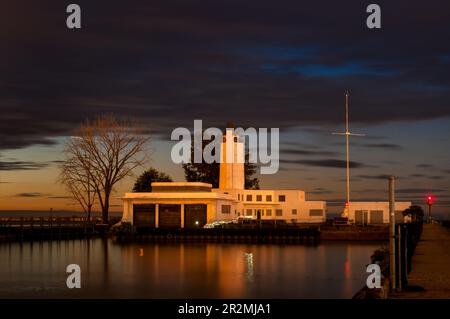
356, 174, 393, 180
308, 187, 333, 195
281, 158, 370, 168
0, 160, 49, 171
360, 143, 402, 150
353, 188, 383, 194
429, 175, 444, 180
49, 160, 65, 164
47, 196, 72, 199
1, 0, 450, 150
15, 192, 49, 198
335, 141, 402, 150
417, 164, 433, 168
281, 149, 337, 156
278, 166, 305, 172
396, 188, 446, 194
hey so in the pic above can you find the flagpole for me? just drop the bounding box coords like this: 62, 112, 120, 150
332, 91, 365, 219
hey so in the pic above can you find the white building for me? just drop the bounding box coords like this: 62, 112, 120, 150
347, 201, 412, 225
120, 129, 327, 228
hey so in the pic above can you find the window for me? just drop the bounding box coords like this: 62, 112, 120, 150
292, 209, 297, 215
222, 205, 231, 214
246, 194, 252, 201
246, 209, 252, 216
266, 209, 272, 216
278, 195, 286, 202
309, 209, 323, 217
276, 209, 283, 216
256, 195, 262, 202
266, 195, 272, 202
238, 194, 240, 200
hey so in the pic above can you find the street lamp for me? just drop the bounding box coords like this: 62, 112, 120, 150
426, 195, 434, 223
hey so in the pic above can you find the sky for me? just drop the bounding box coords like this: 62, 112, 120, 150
1, 1, 450, 218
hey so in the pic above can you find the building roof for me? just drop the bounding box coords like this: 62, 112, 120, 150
151, 182, 212, 187
151, 182, 213, 193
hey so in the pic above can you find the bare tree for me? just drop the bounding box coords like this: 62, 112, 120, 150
61, 115, 150, 224
59, 157, 96, 222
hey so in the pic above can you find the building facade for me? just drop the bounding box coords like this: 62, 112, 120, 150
347, 201, 412, 225
120, 129, 327, 228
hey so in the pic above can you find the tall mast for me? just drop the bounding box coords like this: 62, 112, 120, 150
345, 91, 350, 208
333, 91, 365, 218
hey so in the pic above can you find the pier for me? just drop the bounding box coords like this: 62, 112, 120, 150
0, 216, 115, 240
391, 223, 450, 298
126, 226, 320, 244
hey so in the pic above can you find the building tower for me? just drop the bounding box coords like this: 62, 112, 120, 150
219, 128, 245, 190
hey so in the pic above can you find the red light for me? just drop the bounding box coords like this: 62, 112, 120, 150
427, 195, 434, 205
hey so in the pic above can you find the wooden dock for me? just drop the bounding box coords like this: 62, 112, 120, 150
391, 223, 450, 298
0, 216, 114, 240
120, 226, 320, 244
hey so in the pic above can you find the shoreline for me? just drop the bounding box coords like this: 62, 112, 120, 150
1, 219, 390, 243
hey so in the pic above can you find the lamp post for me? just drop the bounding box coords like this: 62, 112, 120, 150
426, 195, 433, 223
389, 176, 396, 291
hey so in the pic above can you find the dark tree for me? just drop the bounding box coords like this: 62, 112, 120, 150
133, 168, 173, 192
403, 205, 425, 222
182, 138, 260, 189
244, 159, 260, 189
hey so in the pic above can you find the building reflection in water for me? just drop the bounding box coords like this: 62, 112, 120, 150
245, 252, 254, 283
0, 239, 380, 298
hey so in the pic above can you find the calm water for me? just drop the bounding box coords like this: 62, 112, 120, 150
0, 239, 382, 299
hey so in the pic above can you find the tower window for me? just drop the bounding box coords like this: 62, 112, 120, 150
222, 205, 231, 214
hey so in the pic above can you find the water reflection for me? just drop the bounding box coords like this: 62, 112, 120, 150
245, 252, 254, 283
0, 240, 380, 299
